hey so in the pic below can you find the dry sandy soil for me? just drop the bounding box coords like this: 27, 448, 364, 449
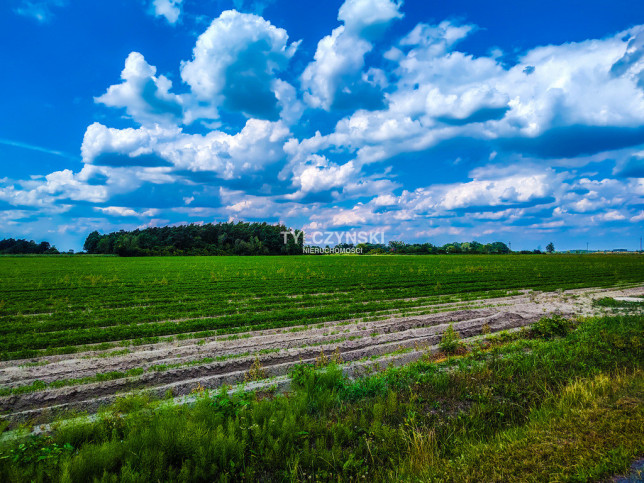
1, 285, 642, 424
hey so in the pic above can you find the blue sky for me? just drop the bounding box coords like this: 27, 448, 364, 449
1, 0, 643, 251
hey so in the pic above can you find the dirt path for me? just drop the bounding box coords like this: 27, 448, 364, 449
1, 285, 641, 424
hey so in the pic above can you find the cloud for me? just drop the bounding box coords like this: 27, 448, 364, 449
0, 169, 107, 208
610, 28, 644, 78
299, 161, 355, 194
295, 158, 644, 238
290, 157, 357, 194
294, 22, 644, 171
81, 123, 181, 164
393, 20, 474, 59
14, 0, 67, 23
81, 119, 291, 179
301, 0, 401, 110
95, 52, 184, 126
338, 0, 403, 40
219, 187, 306, 220
151, 0, 183, 24
0, 138, 77, 160
614, 151, 644, 177
600, 210, 626, 221
94, 206, 160, 217
180, 10, 298, 120
439, 173, 555, 210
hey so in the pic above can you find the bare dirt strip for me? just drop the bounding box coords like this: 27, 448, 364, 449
1, 285, 642, 424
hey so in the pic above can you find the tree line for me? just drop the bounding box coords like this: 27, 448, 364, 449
0, 239, 59, 255
337, 240, 526, 255
83, 222, 304, 256
1, 229, 552, 257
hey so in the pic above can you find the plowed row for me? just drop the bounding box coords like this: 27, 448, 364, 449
2, 284, 642, 424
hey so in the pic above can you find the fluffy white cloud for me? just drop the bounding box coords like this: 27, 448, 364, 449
81, 122, 181, 164
600, 210, 626, 221
151, 0, 183, 24
273, 79, 305, 125
158, 119, 291, 177
338, 0, 402, 38
81, 119, 290, 179
440, 174, 554, 210
292, 157, 357, 193
301, 27, 372, 110
296, 23, 644, 170
180, 10, 298, 120
301, 0, 401, 110
95, 52, 183, 126
0, 169, 108, 208
329, 205, 370, 226
94, 206, 160, 217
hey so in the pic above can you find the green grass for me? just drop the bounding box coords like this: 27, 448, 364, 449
0, 254, 642, 360
595, 296, 644, 308
0, 313, 642, 482
398, 369, 644, 482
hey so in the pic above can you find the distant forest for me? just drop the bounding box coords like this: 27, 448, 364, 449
351, 241, 518, 255
0, 238, 59, 255
1, 229, 534, 257
83, 222, 304, 256
81, 222, 526, 257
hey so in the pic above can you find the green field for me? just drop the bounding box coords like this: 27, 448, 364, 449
1, 254, 643, 361
1, 314, 643, 482
1, 254, 644, 482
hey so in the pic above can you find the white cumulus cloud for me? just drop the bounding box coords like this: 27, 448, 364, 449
151, 0, 183, 24
180, 10, 299, 120
95, 52, 184, 126
301, 0, 401, 110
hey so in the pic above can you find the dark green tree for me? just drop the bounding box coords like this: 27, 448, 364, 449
83, 231, 101, 253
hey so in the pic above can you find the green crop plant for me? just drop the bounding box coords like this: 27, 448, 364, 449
1, 254, 642, 361
439, 323, 463, 354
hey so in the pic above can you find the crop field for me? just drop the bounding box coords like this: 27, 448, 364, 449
0, 254, 642, 420
0, 254, 643, 481
1, 254, 643, 359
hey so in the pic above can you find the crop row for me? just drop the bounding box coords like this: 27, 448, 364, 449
0, 255, 642, 360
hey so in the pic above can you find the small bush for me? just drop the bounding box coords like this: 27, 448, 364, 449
594, 297, 622, 307
531, 315, 574, 339
440, 324, 463, 354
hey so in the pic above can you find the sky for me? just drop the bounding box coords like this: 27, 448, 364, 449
0, 0, 643, 251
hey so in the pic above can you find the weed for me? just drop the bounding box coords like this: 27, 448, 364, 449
244, 356, 267, 382
315, 349, 329, 368
439, 323, 464, 354
191, 382, 206, 394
